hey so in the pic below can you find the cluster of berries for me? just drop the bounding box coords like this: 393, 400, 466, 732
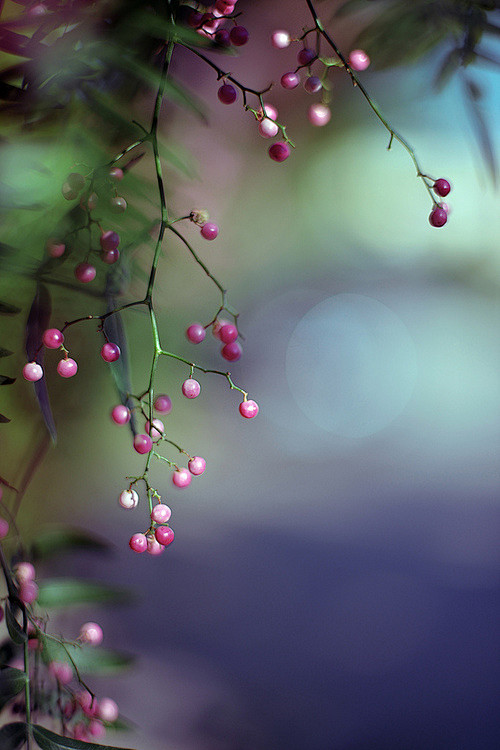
178, 0, 249, 47
186, 316, 242, 363
427, 178, 452, 227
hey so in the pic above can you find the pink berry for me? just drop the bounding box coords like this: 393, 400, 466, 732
260, 103, 278, 121
0, 518, 9, 539
201, 222, 219, 240
269, 142, 290, 162
151, 503, 172, 523
100, 231, 120, 252
230, 25, 249, 46
271, 30, 291, 49
73, 724, 88, 741
111, 196, 127, 212
23, 362, 43, 382
258, 118, 279, 138
98, 697, 119, 723
19, 581, 38, 604
67, 172, 86, 192
49, 661, 72, 685
101, 248, 120, 264
109, 167, 124, 181
79, 622, 103, 646
76, 690, 98, 717
212, 318, 231, 339
429, 207, 448, 227
218, 83, 237, 105
172, 468, 191, 488
188, 456, 206, 475
304, 75, 322, 94
221, 341, 242, 361
200, 13, 219, 33
281, 72, 300, 89
239, 399, 259, 419
88, 720, 106, 740
219, 323, 238, 344
215, 0, 234, 12
42, 328, 64, 349
297, 47, 316, 66
101, 342, 121, 362
433, 178, 451, 197
308, 103, 331, 127
146, 535, 165, 555
188, 9, 203, 27
349, 49, 370, 71
145, 418, 164, 438
14, 562, 35, 583
133, 434, 152, 454
75, 262, 96, 283
154, 394, 172, 414
438, 202, 450, 214
186, 323, 206, 344
111, 404, 131, 425
182, 378, 201, 399
46, 240, 65, 258
118, 489, 139, 509
129, 533, 147, 553
57, 358, 78, 378
155, 525, 175, 546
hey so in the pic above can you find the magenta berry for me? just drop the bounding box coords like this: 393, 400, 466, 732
133, 434, 152, 454
215, 29, 231, 47
129, 533, 147, 553
79, 622, 103, 646
230, 25, 249, 46
212, 318, 231, 339
429, 207, 448, 227
271, 29, 291, 49
433, 178, 451, 197
219, 323, 238, 344
239, 399, 259, 419
188, 456, 206, 475
111, 404, 130, 425
101, 248, 120, 264
186, 323, 206, 344
308, 103, 331, 127
118, 489, 139, 509
147, 535, 165, 555
258, 118, 279, 138
49, 661, 73, 685
221, 341, 242, 361
19, 581, 39, 604
281, 72, 300, 90
151, 503, 172, 523
218, 83, 237, 105
100, 230, 120, 252
297, 47, 316, 66
42, 328, 64, 349
101, 342, 121, 362
145, 418, 164, 438
260, 103, 278, 121
109, 167, 124, 181
23, 362, 43, 382
172, 468, 191, 488
182, 378, 201, 399
88, 720, 106, 740
0, 518, 9, 539
188, 9, 203, 27
154, 394, 172, 414
14, 562, 35, 583
98, 698, 119, 723
348, 49, 370, 71
46, 240, 65, 258
75, 262, 96, 283
111, 196, 127, 212
57, 357, 78, 378
269, 142, 290, 162
201, 222, 219, 240
155, 525, 175, 546
304, 75, 322, 94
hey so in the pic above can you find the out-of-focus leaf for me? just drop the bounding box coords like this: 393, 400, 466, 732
5, 602, 27, 645
0, 301, 21, 314
103, 292, 137, 437
434, 48, 462, 90
0, 722, 28, 750
25, 283, 56, 442
462, 73, 497, 185
31, 526, 112, 560
81, 85, 142, 136
0, 374, 15, 385
41, 638, 134, 676
0, 413, 11, 422
0, 347, 14, 357
0, 667, 27, 710
0, 639, 18, 665
130, 10, 213, 48
334, 0, 376, 18
37, 579, 131, 608
33, 724, 135, 750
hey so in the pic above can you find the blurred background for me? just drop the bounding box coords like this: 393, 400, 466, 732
1, 1, 499, 748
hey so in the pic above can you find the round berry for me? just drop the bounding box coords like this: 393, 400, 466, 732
218, 84, 237, 105
23, 362, 43, 382
111, 196, 127, 212
186, 323, 206, 344
19, 581, 39, 604
87, 192, 98, 211
101, 248, 120, 265
182, 378, 201, 399
155, 526, 175, 546
14, 562, 35, 584
281, 72, 300, 89
304, 75, 322, 94
145, 418, 164, 439
57, 358, 78, 378
75, 262, 96, 283
46, 240, 65, 258
79, 622, 103, 646
308, 103, 331, 127
0, 518, 9, 539
42, 328, 64, 349
109, 167, 124, 181
188, 456, 206, 475
98, 698, 119, 723
154, 394, 172, 414
429, 207, 448, 227
260, 103, 278, 121
146, 535, 165, 555
88, 720, 106, 740
67, 172, 86, 192
151, 503, 172, 524
212, 318, 231, 339
297, 47, 316, 66
221, 341, 242, 361
101, 342, 121, 362
62, 183, 78, 201
271, 30, 291, 49
219, 324, 238, 344
129, 533, 147, 553
215, 0, 234, 12
100, 231, 120, 252
438, 202, 450, 214
188, 9, 203, 27
215, 29, 231, 47
239, 399, 259, 419
118, 489, 139, 509
111, 404, 130, 425
49, 661, 72, 685
349, 49, 370, 71
133, 434, 152, 454
73, 725, 88, 742
433, 178, 451, 197
172, 468, 191, 488
269, 142, 290, 162
230, 25, 249, 46
258, 118, 279, 138
201, 222, 219, 240
76, 690, 97, 717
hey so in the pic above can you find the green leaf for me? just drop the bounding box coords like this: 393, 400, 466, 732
0, 413, 11, 422
0, 301, 21, 314
5, 601, 28, 644
0, 374, 16, 385
40, 638, 133, 676
31, 526, 112, 561
0, 347, 14, 357
0, 668, 27, 710
0, 722, 28, 750
33, 724, 136, 750
37, 579, 131, 608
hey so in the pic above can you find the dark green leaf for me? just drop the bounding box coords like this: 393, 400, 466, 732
37, 579, 131, 608
0, 347, 14, 357
5, 602, 28, 644
41, 638, 133, 676
0, 301, 21, 315
0, 412, 11, 422
0, 667, 27, 710
334, 0, 374, 18
0, 722, 28, 750
433, 48, 462, 91
462, 74, 497, 185
0, 375, 16, 385
25, 283, 57, 443
31, 526, 112, 561
33, 724, 136, 750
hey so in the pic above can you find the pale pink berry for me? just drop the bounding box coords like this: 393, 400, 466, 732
42, 328, 64, 349
49, 661, 72, 684
146, 535, 165, 555
212, 318, 231, 339
154, 394, 172, 414
221, 341, 242, 361
100, 231, 120, 252
349, 49, 370, 71
75, 262, 96, 283
186, 323, 206, 344
151, 503, 172, 523
19, 581, 38, 604
98, 697, 119, 723
73, 724, 88, 741
258, 118, 279, 138
438, 202, 450, 214
88, 720, 106, 739
14, 562, 35, 583
188, 456, 206, 475
118, 489, 139, 509
101, 342, 121, 362
111, 196, 127, 212
219, 323, 238, 344
79, 622, 103, 646
76, 690, 98, 717
182, 378, 201, 399
271, 30, 291, 49
47, 240, 65, 258
172, 468, 191, 488
133, 434, 152, 454
0, 518, 9, 539
239, 399, 259, 419
111, 404, 131, 425
57, 357, 78, 378
23, 362, 43, 382
155, 526, 175, 546
308, 103, 331, 127
260, 103, 278, 121
129, 533, 147, 553
281, 72, 300, 89
269, 142, 290, 162
109, 167, 124, 181
201, 222, 219, 240
145, 418, 164, 439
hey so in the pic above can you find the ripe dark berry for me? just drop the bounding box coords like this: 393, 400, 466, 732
101, 248, 120, 265
269, 142, 290, 162
101, 343, 121, 362
155, 526, 175, 546
304, 76, 322, 94
46, 240, 65, 258
219, 324, 238, 344
100, 231, 120, 252
75, 263, 96, 283
433, 178, 451, 197
215, 29, 231, 47
42, 328, 64, 349
188, 10, 203, 28
218, 84, 237, 104
230, 26, 249, 46
429, 207, 448, 227
221, 341, 242, 361
297, 48, 316, 66
111, 196, 127, 213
